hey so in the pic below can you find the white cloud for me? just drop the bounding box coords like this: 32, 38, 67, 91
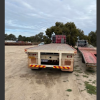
41, 27, 46, 31
22, 2, 35, 10
5, 0, 96, 37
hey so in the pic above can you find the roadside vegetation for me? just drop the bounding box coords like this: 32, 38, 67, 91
5, 22, 96, 46
83, 75, 89, 78
84, 81, 96, 95
66, 89, 72, 92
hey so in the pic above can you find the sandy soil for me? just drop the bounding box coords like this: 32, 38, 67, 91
5, 45, 97, 100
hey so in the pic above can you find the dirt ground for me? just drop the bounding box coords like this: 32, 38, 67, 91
5, 46, 97, 100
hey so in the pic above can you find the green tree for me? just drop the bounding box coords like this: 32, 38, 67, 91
30, 36, 35, 42
5, 33, 8, 40
22, 36, 26, 41
37, 32, 44, 42
88, 31, 96, 46
6, 34, 16, 40
43, 35, 51, 44
77, 29, 85, 40
45, 22, 80, 46
18, 35, 23, 41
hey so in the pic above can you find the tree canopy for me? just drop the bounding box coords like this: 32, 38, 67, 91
45, 22, 85, 46
88, 30, 97, 46
5, 22, 96, 46
5, 33, 16, 40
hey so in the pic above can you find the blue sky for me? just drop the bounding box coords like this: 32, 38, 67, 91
5, 0, 96, 37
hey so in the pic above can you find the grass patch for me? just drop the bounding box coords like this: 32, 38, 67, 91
83, 75, 88, 78
78, 71, 83, 73
74, 66, 79, 69
63, 80, 69, 82
66, 95, 69, 96
77, 56, 81, 58
89, 79, 92, 81
78, 83, 82, 85
81, 89, 86, 92
74, 74, 79, 77
75, 61, 78, 62
85, 81, 96, 95
66, 89, 72, 92
75, 65, 79, 67
85, 72, 89, 75
86, 69, 95, 73
74, 70, 83, 73
74, 67, 77, 70
76, 78, 80, 80
92, 80, 96, 84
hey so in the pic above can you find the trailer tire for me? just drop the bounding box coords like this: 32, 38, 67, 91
82, 56, 85, 63
31, 68, 42, 71
68, 71, 73, 73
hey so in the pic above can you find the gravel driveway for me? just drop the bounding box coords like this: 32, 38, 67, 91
5, 46, 97, 100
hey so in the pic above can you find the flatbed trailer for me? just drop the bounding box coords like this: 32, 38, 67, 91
78, 47, 97, 67
24, 43, 77, 72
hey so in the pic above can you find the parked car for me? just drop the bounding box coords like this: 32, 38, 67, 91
38, 42, 44, 46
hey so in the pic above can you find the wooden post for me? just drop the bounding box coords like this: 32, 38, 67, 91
38, 52, 40, 65
59, 53, 62, 66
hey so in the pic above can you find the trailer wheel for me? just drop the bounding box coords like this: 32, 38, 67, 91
82, 56, 85, 63
31, 68, 42, 71
68, 71, 73, 73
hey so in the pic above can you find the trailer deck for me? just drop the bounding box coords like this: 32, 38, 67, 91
78, 47, 97, 67
25, 43, 77, 72
25, 43, 77, 54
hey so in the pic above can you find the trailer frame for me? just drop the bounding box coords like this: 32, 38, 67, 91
78, 47, 97, 67
25, 43, 77, 72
